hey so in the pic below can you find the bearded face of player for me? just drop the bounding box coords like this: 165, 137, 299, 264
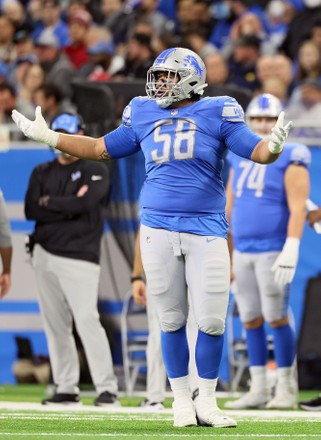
248, 116, 278, 138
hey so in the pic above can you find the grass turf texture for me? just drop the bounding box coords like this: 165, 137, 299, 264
0, 386, 320, 440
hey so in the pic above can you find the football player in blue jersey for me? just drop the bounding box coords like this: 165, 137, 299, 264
12, 48, 293, 428
224, 94, 310, 410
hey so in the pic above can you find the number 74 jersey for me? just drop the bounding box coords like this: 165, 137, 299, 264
227, 143, 311, 252
104, 96, 261, 219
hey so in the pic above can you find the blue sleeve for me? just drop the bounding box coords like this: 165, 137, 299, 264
221, 121, 262, 159
218, 96, 262, 159
289, 144, 311, 168
104, 125, 141, 159
104, 100, 141, 159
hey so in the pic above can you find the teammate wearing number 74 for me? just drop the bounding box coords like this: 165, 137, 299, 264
12, 48, 293, 428
225, 94, 310, 410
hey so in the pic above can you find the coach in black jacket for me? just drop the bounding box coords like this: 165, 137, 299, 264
25, 113, 119, 406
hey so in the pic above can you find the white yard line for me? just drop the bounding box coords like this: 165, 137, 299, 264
0, 401, 321, 420
1, 434, 321, 438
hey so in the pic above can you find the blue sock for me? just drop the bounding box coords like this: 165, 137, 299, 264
161, 326, 189, 378
195, 329, 224, 379
246, 326, 268, 366
270, 324, 296, 367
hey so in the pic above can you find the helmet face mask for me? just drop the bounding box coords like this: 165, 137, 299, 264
246, 93, 283, 137
146, 48, 207, 108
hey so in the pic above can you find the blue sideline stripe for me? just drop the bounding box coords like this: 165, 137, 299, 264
10, 219, 138, 233
0, 301, 40, 313
98, 300, 123, 314
10, 220, 35, 233
0, 300, 124, 315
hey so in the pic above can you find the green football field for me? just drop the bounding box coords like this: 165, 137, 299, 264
0, 386, 321, 440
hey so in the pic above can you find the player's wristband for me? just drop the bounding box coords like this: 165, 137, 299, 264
45, 129, 59, 148
131, 276, 145, 283
283, 237, 300, 253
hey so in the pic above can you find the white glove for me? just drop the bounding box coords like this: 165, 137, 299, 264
271, 237, 300, 286
268, 111, 293, 154
11, 106, 59, 147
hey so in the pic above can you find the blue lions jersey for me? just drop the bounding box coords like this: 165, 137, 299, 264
105, 96, 261, 236
228, 143, 311, 252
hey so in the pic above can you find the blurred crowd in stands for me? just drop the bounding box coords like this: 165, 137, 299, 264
0, 0, 321, 140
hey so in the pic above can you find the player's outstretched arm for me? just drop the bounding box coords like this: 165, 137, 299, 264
271, 164, 309, 286
250, 112, 293, 164
12, 107, 109, 161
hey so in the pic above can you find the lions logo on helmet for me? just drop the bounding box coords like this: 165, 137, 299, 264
246, 94, 283, 120
146, 47, 208, 108
246, 94, 283, 137
183, 55, 205, 79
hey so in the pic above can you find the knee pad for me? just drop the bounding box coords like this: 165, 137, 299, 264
198, 316, 225, 336
160, 313, 187, 332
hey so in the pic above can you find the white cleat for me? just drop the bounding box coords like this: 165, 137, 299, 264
195, 397, 237, 428
265, 388, 297, 409
225, 390, 271, 409
172, 397, 197, 427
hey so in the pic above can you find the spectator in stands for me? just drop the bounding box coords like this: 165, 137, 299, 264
115, 32, 155, 79
13, 29, 35, 60
265, 0, 290, 53
184, 27, 217, 61
24, 112, 119, 406
0, 189, 12, 299
85, 24, 111, 46
256, 54, 295, 98
261, 77, 289, 104
35, 29, 74, 98
225, 12, 268, 58
295, 40, 321, 85
227, 34, 261, 92
153, 32, 181, 55
310, 19, 321, 52
87, 40, 115, 81
34, 83, 75, 123
256, 55, 276, 85
64, 10, 92, 69
0, 15, 16, 64
17, 64, 45, 119
286, 78, 321, 139
134, 0, 173, 37
32, 0, 69, 48
175, 0, 198, 38
205, 53, 230, 86
280, 2, 321, 60
274, 54, 295, 94
9, 53, 39, 95
209, 0, 269, 50
0, 61, 9, 84
2, 0, 33, 32
100, 0, 135, 45
0, 82, 25, 140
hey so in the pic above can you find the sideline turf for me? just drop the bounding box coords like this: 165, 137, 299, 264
0, 386, 321, 440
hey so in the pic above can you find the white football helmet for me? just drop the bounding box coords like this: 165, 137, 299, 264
146, 47, 208, 108
246, 93, 283, 136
